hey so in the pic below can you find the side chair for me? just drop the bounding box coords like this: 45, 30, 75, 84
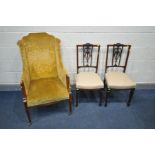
103, 43, 136, 107
75, 43, 104, 107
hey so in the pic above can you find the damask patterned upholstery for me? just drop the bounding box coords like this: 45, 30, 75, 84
18, 33, 69, 107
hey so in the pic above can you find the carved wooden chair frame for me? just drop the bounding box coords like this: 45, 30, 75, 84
75, 43, 103, 107
103, 43, 135, 107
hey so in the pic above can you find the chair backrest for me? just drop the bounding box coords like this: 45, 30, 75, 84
76, 43, 100, 73
18, 33, 60, 80
105, 43, 131, 73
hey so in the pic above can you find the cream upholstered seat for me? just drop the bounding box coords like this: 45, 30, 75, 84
76, 72, 104, 89
105, 72, 136, 89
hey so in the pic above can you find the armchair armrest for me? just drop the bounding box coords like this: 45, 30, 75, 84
20, 80, 27, 100
65, 71, 71, 93
62, 67, 70, 93
20, 71, 31, 96
64, 68, 69, 76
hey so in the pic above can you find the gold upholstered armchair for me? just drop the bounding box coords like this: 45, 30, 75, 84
17, 32, 72, 124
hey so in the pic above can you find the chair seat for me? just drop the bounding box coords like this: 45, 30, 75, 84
76, 72, 104, 89
105, 72, 136, 89
27, 78, 69, 107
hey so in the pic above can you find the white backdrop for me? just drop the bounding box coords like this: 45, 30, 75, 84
0, 26, 155, 85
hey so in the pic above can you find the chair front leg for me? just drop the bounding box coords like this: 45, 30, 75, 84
105, 87, 109, 107
103, 79, 107, 107
23, 99, 32, 124
20, 81, 32, 125
68, 93, 72, 114
127, 88, 135, 106
66, 74, 72, 114
99, 89, 103, 106
75, 89, 79, 107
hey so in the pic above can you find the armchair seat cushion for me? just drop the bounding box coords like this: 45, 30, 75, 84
27, 78, 69, 107
76, 72, 104, 89
105, 72, 136, 89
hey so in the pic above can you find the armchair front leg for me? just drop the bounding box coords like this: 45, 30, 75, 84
20, 81, 32, 124
66, 75, 72, 114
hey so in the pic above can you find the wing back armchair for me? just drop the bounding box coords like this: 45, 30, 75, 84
18, 32, 72, 124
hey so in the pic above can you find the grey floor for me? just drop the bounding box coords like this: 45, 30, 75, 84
0, 89, 155, 128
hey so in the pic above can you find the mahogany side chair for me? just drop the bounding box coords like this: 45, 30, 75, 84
75, 43, 104, 107
103, 43, 136, 107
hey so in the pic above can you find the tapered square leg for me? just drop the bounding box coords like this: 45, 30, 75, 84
105, 87, 109, 107
99, 89, 103, 106
75, 89, 79, 107
68, 93, 72, 114
23, 100, 32, 125
127, 88, 135, 106
103, 79, 108, 107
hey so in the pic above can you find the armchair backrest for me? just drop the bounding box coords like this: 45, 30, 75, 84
18, 33, 61, 80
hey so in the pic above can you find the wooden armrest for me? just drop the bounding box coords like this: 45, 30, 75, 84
20, 81, 27, 99
66, 74, 71, 93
